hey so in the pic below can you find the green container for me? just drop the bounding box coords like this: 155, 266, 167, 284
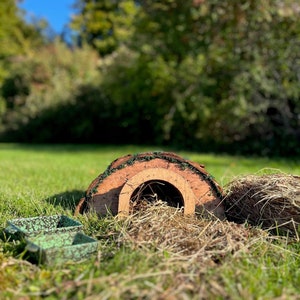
5, 215, 83, 239
26, 231, 98, 265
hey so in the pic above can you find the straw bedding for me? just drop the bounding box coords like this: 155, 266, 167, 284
224, 173, 300, 236
117, 172, 299, 259
118, 201, 265, 264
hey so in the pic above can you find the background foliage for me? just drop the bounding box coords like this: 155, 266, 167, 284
0, 0, 299, 155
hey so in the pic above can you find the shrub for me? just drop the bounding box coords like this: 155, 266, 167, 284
0, 40, 100, 141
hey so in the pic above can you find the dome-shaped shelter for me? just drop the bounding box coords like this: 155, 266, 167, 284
76, 152, 225, 219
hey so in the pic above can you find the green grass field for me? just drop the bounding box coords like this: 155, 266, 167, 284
0, 144, 300, 299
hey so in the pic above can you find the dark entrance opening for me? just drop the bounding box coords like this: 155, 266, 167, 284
130, 180, 184, 211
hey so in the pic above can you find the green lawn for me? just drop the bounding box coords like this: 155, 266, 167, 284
0, 144, 300, 299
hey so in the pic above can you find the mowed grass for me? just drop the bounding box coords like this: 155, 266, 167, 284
0, 143, 300, 299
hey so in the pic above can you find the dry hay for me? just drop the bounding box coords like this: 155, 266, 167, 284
224, 173, 300, 237
118, 201, 266, 265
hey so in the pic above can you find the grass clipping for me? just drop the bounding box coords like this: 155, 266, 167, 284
224, 173, 300, 237
118, 201, 265, 264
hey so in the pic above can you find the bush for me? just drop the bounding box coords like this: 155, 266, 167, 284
0, 40, 100, 141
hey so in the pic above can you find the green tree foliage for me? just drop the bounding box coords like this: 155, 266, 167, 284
0, 0, 45, 77
100, 0, 300, 154
0, 0, 47, 121
71, 0, 138, 55
1, 0, 299, 156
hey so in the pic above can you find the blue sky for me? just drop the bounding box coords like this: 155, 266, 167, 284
19, 0, 75, 34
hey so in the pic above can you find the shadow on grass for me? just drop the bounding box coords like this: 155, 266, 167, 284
46, 190, 85, 213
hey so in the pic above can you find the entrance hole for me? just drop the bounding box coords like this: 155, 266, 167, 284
130, 180, 184, 210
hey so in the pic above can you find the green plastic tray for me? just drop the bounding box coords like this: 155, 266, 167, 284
5, 215, 83, 239
25, 231, 98, 264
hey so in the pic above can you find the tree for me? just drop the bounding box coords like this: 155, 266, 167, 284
0, 0, 46, 122
130, 0, 300, 154
70, 0, 138, 56
0, 0, 45, 59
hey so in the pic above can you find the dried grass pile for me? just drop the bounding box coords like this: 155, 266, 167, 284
224, 173, 300, 237
118, 201, 265, 264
